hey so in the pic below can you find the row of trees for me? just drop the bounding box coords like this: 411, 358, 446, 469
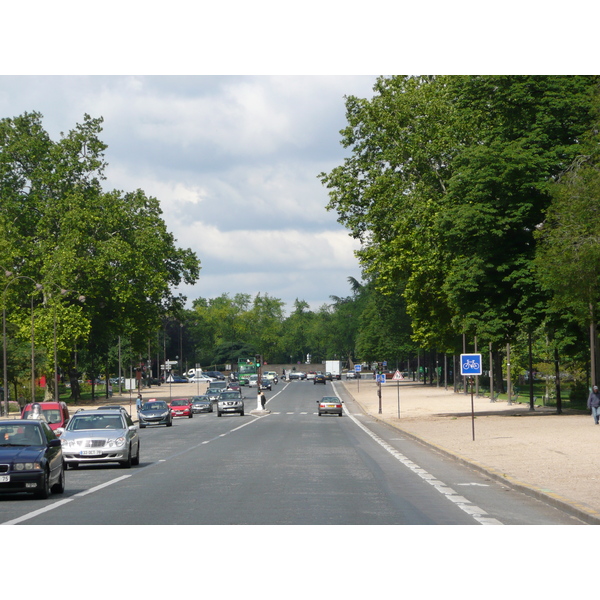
0, 112, 200, 404
318, 75, 600, 406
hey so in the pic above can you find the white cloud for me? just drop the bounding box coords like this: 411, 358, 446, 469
0, 75, 374, 313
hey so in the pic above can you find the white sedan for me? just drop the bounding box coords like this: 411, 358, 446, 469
188, 375, 215, 383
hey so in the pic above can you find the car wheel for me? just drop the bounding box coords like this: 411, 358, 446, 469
120, 446, 133, 468
51, 465, 66, 494
131, 441, 140, 466
189, 412, 193, 418
67, 461, 79, 470
338, 413, 343, 417
139, 423, 146, 428
35, 469, 51, 499
167, 420, 173, 427
240, 410, 244, 416
217, 410, 222, 417
318, 412, 322, 416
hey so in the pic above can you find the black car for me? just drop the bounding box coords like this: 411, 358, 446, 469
191, 395, 213, 413
314, 373, 327, 384
259, 378, 272, 391
205, 371, 225, 380
0, 419, 65, 499
138, 400, 173, 428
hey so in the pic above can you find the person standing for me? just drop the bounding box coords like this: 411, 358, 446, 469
260, 391, 266, 410
136, 393, 143, 412
587, 385, 600, 424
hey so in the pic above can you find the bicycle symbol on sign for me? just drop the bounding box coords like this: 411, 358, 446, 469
460, 353, 482, 376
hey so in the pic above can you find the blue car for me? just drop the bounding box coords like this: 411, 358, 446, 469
0, 419, 65, 499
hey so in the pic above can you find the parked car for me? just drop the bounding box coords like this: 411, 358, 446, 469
170, 398, 193, 418
0, 419, 65, 499
138, 400, 173, 428
216, 390, 244, 417
167, 374, 189, 383
58, 409, 140, 468
188, 374, 215, 383
204, 371, 225, 380
191, 395, 213, 413
259, 378, 272, 391
345, 371, 360, 379
21, 401, 71, 432
314, 373, 327, 384
317, 396, 344, 417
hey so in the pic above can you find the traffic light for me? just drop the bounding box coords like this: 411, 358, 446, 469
255, 355, 261, 368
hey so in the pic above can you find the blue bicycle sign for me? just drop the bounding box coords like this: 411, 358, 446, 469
460, 353, 482, 376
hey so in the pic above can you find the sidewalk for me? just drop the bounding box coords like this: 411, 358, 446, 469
339, 379, 600, 524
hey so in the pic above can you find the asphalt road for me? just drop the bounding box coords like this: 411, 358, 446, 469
0, 380, 584, 525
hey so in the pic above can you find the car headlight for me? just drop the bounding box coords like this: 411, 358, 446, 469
107, 437, 126, 448
14, 462, 42, 471
61, 438, 77, 448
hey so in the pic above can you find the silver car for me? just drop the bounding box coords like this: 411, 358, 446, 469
217, 390, 244, 417
58, 409, 140, 469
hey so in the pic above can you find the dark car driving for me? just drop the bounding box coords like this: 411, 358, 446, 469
191, 395, 213, 413
0, 419, 65, 499
138, 400, 173, 428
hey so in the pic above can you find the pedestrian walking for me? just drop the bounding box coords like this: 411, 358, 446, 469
136, 393, 143, 412
587, 385, 600, 424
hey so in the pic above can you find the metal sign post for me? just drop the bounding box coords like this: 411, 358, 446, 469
460, 354, 482, 441
355, 364, 362, 393
392, 370, 403, 418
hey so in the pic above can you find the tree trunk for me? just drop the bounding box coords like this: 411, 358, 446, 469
554, 347, 562, 414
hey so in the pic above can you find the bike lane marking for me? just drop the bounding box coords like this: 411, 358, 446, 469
332, 384, 503, 525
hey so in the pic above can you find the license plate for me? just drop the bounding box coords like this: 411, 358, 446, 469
0, 475, 9, 482
80, 450, 102, 456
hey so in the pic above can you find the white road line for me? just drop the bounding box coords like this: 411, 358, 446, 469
332, 385, 503, 525
2, 475, 132, 525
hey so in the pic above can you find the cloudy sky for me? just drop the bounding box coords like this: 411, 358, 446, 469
2, 3, 592, 317
0, 75, 377, 314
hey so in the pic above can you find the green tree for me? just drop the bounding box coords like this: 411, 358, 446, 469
0, 112, 200, 400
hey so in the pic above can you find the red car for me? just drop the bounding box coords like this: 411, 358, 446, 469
169, 398, 193, 418
21, 401, 71, 432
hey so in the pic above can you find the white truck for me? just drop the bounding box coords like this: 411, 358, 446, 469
325, 360, 341, 380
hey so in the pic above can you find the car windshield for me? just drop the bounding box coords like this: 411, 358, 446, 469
322, 397, 338, 402
171, 399, 188, 406
22, 407, 62, 424
192, 396, 209, 402
68, 415, 125, 431
0, 423, 44, 445
220, 392, 239, 399
142, 402, 168, 410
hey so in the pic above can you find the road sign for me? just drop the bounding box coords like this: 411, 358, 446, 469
376, 374, 386, 384
392, 370, 403, 381
354, 364, 362, 372
460, 353, 482, 376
